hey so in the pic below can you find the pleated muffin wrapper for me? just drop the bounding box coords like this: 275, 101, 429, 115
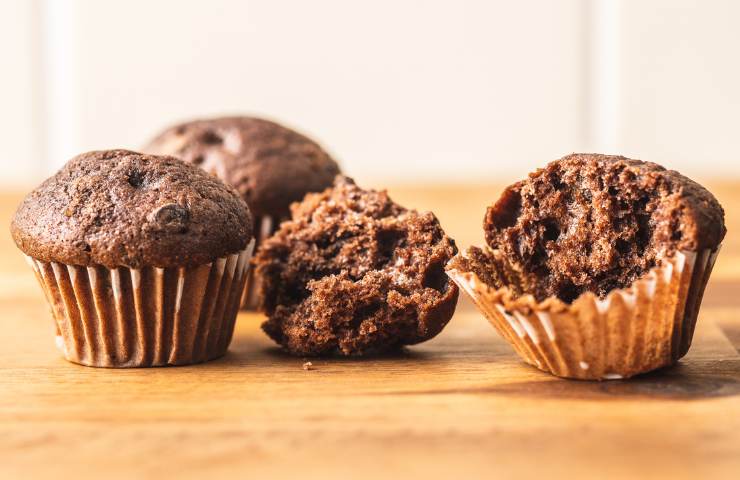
447, 246, 720, 380
25, 240, 255, 368
240, 214, 286, 310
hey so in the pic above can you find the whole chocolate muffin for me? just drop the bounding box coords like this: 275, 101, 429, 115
143, 116, 340, 308
447, 153, 725, 379
254, 176, 459, 356
12, 150, 255, 367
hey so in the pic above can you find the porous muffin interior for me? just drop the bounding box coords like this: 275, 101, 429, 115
255, 177, 458, 356
474, 154, 725, 302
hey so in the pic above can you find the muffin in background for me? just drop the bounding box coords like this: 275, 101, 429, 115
254, 176, 459, 356
11, 150, 254, 367
143, 116, 341, 309
447, 153, 725, 380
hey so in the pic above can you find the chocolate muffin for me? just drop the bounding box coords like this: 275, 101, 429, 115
447, 153, 725, 379
254, 177, 459, 356
12, 150, 255, 367
143, 116, 340, 309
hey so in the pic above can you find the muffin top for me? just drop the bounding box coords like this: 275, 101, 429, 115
479, 153, 725, 302
143, 116, 341, 218
11, 150, 253, 269
254, 176, 459, 356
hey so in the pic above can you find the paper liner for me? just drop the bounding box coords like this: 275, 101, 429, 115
240, 215, 284, 310
447, 247, 720, 380
25, 240, 255, 368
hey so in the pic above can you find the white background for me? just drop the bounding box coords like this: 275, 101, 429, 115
1, 0, 739, 187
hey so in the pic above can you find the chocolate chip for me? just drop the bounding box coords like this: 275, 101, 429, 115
150, 204, 190, 233
199, 130, 223, 145
128, 170, 146, 188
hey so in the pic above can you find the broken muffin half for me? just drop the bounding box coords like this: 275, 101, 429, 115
448, 153, 725, 379
254, 176, 459, 356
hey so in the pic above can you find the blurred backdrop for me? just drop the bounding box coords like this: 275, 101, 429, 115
1, 0, 739, 187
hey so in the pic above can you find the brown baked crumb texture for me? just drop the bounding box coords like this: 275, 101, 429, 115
457, 153, 726, 303
254, 176, 459, 356
11, 149, 253, 268
143, 116, 341, 218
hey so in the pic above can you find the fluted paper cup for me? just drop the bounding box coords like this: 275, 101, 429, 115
25, 240, 254, 368
447, 247, 720, 380
240, 215, 285, 310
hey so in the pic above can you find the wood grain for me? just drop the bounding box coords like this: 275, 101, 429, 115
1, 186, 739, 480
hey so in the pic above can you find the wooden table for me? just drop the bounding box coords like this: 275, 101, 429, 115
1, 185, 739, 480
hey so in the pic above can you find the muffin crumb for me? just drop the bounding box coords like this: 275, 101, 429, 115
479, 153, 725, 302
254, 176, 459, 356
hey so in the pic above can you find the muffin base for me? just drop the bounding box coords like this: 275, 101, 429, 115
26, 241, 254, 368
240, 215, 285, 310
447, 247, 719, 380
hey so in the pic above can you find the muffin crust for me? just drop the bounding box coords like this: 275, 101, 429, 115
143, 116, 340, 217
11, 150, 253, 268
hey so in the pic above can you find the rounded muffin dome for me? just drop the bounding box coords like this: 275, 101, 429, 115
11, 150, 253, 268
143, 116, 341, 218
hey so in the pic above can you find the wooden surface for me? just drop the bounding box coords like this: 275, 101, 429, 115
1, 185, 739, 480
